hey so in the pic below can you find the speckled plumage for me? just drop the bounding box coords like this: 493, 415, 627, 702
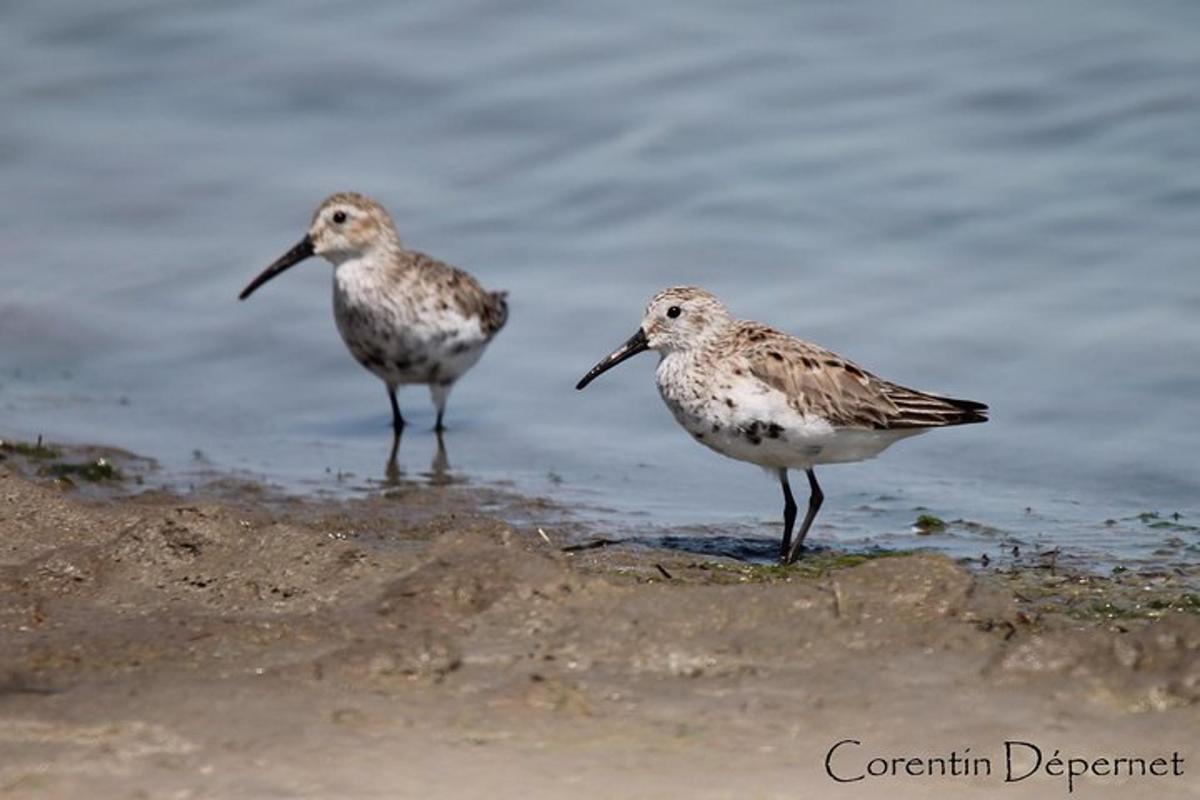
240, 192, 507, 432
577, 286, 987, 564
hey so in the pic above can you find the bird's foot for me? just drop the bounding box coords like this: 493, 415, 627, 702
779, 545, 806, 566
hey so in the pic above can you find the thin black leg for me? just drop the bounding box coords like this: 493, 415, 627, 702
778, 468, 797, 564
785, 469, 824, 565
434, 409, 445, 433
388, 385, 405, 433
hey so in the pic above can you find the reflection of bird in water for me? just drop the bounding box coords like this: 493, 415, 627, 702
577, 286, 987, 565
239, 191, 508, 433
385, 430, 450, 485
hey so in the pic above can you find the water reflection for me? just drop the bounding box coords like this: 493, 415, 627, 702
383, 428, 452, 486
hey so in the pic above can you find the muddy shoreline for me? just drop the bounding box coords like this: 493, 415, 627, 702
0, 438, 1196, 798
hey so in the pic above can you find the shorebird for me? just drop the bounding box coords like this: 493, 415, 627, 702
576, 287, 987, 564
239, 192, 508, 434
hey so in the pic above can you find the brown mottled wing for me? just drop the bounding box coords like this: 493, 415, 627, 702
407, 251, 508, 338
736, 324, 987, 430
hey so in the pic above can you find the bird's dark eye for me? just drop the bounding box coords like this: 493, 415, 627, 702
667, 306, 682, 319
332, 210, 347, 224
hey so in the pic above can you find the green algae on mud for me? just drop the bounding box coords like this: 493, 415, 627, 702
0, 435, 150, 489
999, 566, 1200, 624
39, 458, 122, 482
2, 439, 125, 482
0, 437, 61, 460
601, 539, 1200, 632
692, 549, 916, 583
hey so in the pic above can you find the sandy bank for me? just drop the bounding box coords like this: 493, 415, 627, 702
0, 442, 1196, 799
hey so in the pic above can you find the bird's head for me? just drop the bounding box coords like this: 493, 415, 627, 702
576, 286, 733, 389
238, 192, 400, 300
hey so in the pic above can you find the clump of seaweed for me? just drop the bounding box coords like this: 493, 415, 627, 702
40, 458, 121, 483
914, 514, 946, 534
0, 436, 61, 460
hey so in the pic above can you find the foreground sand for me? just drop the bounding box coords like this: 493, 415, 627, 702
0, 446, 1197, 799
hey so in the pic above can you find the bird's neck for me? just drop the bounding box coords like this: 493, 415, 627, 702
331, 239, 403, 275
332, 248, 408, 299
660, 323, 731, 359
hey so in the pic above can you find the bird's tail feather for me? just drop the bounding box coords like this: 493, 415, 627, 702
485, 290, 509, 335
885, 386, 989, 428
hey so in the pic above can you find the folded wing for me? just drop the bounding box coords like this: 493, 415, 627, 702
735, 324, 988, 430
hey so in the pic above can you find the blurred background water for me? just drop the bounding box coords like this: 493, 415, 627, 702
2, 0, 1198, 568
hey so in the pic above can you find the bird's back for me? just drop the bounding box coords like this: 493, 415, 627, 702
399, 250, 507, 339
725, 322, 988, 431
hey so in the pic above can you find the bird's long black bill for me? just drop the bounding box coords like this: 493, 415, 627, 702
575, 328, 649, 390
238, 235, 315, 300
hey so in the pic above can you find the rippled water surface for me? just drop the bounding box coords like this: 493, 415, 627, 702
2, 0, 1198, 568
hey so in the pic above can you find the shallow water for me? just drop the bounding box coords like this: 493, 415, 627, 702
2, 0, 1198, 569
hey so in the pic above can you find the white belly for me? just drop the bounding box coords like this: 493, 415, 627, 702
656, 355, 923, 469
332, 263, 489, 387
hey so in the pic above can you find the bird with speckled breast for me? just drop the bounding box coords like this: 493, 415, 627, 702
576, 286, 987, 565
239, 192, 508, 434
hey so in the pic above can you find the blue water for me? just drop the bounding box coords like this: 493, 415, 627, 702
2, 0, 1198, 569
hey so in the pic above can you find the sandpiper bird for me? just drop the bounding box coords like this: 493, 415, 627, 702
576, 287, 987, 564
239, 192, 508, 433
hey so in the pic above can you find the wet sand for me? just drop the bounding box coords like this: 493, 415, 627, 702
0, 440, 1197, 799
